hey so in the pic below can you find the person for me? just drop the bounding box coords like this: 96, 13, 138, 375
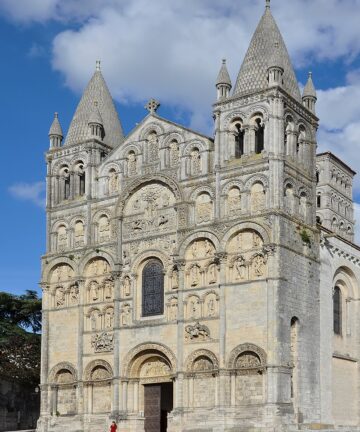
110, 421, 117, 432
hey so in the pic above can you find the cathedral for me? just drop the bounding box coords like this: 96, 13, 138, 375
37, 2, 360, 431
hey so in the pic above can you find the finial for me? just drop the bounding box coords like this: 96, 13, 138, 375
309, 71, 312, 78
145, 98, 160, 114
54, 112, 58, 118
266, 0, 270, 9
96, 60, 101, 71
222, 59, 226, 64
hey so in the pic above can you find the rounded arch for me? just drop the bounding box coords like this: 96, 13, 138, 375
182, 140, 209, 157
221, 222, 270, 250
69, 215, 86, 229
247, 106, 269, 123
78, 253, 115, 276
99, 162, 122, 177
162, 132, 184, 148
178, 231, 220, 258
122, 342, 177, 377
42, 259, 76, 282
49, 362, 77, 384
185, 349, 219, 372
222, 180, 245, 196
227, 343, 267, 369
245, 174, 269, 190
189, 185, 215, 201
130, 250, 169, 275
333, 266, 358, 299
223, 111, 247, 130
139, 122, 165, 141
120, 143, 142, 159
116, 175, 183, 217
84, 359, 113, 381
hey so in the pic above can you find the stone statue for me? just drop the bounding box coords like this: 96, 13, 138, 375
191, 149, 201, 175
128, 152, 137, 176
190, 265, 200, 287
123, 276, 131, 297
170, 141, 179, 166
105, 309, 114, 328
109, 170, 119, 193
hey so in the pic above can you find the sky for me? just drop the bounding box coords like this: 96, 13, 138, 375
1, 0, 360, 297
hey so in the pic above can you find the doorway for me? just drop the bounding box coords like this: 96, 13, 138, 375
144, 382, 173, 432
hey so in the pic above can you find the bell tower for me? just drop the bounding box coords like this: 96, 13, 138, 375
213, 0, 322, 427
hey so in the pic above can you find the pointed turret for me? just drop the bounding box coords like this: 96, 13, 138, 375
302, 72, 317, 113
233, 0, 301, 101
49, 112, 63, 149
88, 101, 104, 140
64, 61, 124, 148
216, 59, 232, 100
267, 42, 284, 87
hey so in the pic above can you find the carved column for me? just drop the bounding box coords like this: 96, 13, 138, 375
174, 259, 186, 410
133, 380, 139, 412
230, 372, 236, 406
217, 253, 227, 407
248, 126, 256, 154
112, 270, 122, 415
39, 284, 50, 417
122, 380, 128, 412
76, 279, 85, 415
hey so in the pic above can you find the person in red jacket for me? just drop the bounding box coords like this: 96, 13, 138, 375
110, 421, 117, 432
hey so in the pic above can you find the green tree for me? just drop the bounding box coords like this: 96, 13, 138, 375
0, 290, 41, 386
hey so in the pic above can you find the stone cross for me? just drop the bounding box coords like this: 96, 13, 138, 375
145, 98, 160, 114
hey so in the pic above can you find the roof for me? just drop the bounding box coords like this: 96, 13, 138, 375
64, 67, 124, 147
49, 112, 63, 137
233, 5, 301, 101
216, 59, 232, 87
303, 72, 317, 98
317, 152, 356, 176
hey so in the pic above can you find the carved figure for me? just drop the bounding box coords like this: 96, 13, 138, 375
191, 149, 201, 175
253, 255, 265, 277
69, 285, 79, 304
207, 298, 216, 317
228, 188, 241, 215
170, 141, 179, 166
190, 265, 200, 287
193, 357, 214, 372
105, 308, 114, 329
208, 264, 217, 284
99, 216, 110, 242
104, 279, 113, 299
90, 281, 99, 301
74, 221, 85, 246
90, 310, 99, 331
236, 352, 261, 369
128, 152, 137, 176
204, 239, 213, 257
172, 268, 179, 289
57, 226, 68, 251
169, 299, 178, 321
196, 194, 213, 223
251, 183, 266, 212
123, 276, 131, 296
189, 297, 200, 319
55, 287, 65, 307
147, 132, 159, 161
141, 359, 170, 377
109, 170, 119, 193
191, 242, 198, 258
121, 304, 131, 326
235, 257, 246, 280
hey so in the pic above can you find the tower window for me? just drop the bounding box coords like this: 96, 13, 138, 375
235, 123, 244, 158
317, 194, 321, 208
333, 286, 342, 335
255, 118, 264, 154
142, 259, 164, 317
64, 172, 70, 200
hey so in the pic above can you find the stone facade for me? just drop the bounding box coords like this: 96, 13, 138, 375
37, 3, 360, 432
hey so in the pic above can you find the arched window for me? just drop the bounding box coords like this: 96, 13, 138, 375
64, 172, 70, 200
142, 259, 164, 317
317, 194, 321, 208
255, 118, 264, 154
316, 170, 320, 184
235, 123, 244, 158
79, 170, 85, 196
333, 286, 342, 335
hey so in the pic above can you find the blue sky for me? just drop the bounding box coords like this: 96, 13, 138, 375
1, 0, 360, 296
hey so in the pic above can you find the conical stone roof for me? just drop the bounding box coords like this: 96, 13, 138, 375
64, 68, 124, 147
216, 59, 232, 87
303, 72, 317, 98
88, 102, 104, 126
49, 112, 63, 137
233, 6, 301, 101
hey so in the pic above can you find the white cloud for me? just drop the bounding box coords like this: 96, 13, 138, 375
9, 182, 46, 208
28, 42, 45, 58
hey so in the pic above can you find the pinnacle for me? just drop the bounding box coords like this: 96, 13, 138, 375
303, 71, 317, 98
216, 58, 232, 87
49, 112, 63, 137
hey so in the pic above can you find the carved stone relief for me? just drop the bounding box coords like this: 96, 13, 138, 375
109, 170, 119, 194
167, 297, 178, 321
91, 332, 114, 353
91, 366, 111, 381
204, 292, 219, 317
193, 356, 214, 372
128, 152, 137, 176
104, 307, 114, 329
250, 183, 266, 212
147, 132, 159, 162
207, 263, 217, 285
169, 141, 179, 167
69, 284, 79, 305
123, 184, 176, 239
74, 221, 85, 247
51, 265, 74, 284
140, 357, 171, 378
196, 193, 213, 223
55, 286, 65, 308
186, 239, 215, 260
191, 149, 201, 175
98, 216, 111, 243
122, 276, 131, 297
187, 296, 201, 319
85, 258, 110, 277
121, 303, 131, 326
57, 226, 68, 251
185, 322, 210, 341
227, 187, 241, 215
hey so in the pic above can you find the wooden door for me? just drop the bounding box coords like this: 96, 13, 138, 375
144, 384, 161, 432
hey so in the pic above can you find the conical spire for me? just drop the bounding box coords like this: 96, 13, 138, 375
216, 59, 232, 87
64, 61, 124, 147
233, 4, 301, 101
49, 112, 63, 137
303, 72, 317, 98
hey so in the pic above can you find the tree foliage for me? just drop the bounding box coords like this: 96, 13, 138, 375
0, 290, 42, 386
